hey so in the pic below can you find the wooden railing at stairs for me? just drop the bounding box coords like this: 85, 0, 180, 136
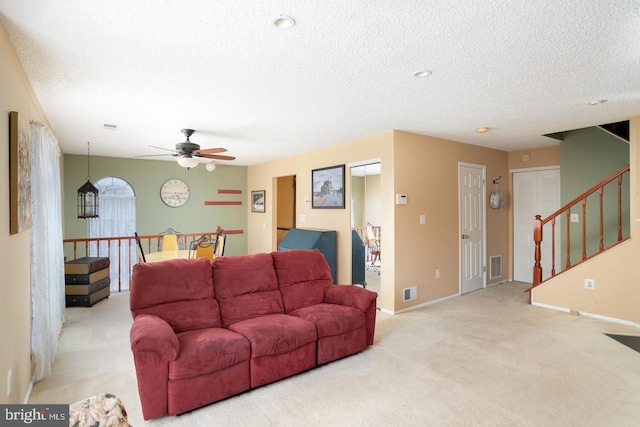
526, 164, 630, 299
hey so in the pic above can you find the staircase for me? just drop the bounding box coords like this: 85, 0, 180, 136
525, 164, 630, 299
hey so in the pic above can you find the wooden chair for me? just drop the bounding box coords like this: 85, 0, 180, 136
135, 232, 146, 263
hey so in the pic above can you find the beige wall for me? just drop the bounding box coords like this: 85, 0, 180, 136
248, 130, 510, 312
0, 22, 48, 403
532, 117, 640, 324
508, 145, 560, 170
392, 131, 509, 310
248, 131, 395, 308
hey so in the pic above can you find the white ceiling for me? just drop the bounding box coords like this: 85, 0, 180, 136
1, 1, 639, 166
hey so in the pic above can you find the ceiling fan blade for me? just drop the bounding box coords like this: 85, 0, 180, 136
196, 147, 228, 155
148, 145, 179, 153
199, 154, 236, 161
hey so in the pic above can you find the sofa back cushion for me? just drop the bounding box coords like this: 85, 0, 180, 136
272, 249, 333, 313
130, 257, 222, 332
213, 253, 284, 327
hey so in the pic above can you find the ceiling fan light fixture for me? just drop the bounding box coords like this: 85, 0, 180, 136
177, 156, 200, 169
206, 162, 216, 172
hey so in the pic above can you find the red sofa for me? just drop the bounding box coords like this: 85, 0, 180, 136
129, 249, 378, 420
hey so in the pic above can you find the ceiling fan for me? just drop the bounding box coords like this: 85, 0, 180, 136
137, 129, 236, 169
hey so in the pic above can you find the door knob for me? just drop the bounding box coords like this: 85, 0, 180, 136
461, 234, 469, 239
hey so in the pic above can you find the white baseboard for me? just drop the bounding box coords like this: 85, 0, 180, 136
23, 373, 35, 404
577, 311, 640, 330
385, 292, 459, 315
531, 302, 572, 313
532, 302, 640, 329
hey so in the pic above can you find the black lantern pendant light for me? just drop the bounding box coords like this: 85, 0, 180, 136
77, 141, 99, 219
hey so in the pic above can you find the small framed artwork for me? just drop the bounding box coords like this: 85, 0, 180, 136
251, 190, 266, 213
312, 164, 345, 209
9, 111, 32, 234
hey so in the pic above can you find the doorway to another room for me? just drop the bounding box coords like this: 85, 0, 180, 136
350, 161, 381, 294
512, 167, 560, 283
459, 163, 486, 294
276, 175, 296, 249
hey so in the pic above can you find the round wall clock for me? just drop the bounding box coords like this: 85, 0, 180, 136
160, 178, 190, 207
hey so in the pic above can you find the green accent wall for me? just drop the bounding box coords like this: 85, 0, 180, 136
63, 155, 247, 255
560, 127, 629, 265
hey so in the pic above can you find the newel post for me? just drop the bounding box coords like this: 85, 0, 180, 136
532, 215, 543, 290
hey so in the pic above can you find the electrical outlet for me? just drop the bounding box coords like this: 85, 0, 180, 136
435, 269, 440, 279
585, 278, 595, 290
570, 213, 579, 223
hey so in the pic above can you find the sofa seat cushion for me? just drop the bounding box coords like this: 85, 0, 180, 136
290, 303, 365, 338
169, 328, 250, 380
228, 313, 317, 358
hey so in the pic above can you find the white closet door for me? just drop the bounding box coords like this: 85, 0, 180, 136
513, 168, 560, 283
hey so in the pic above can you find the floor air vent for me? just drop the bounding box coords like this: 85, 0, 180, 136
490, 255, 502, 279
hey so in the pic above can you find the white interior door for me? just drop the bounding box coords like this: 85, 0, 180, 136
513, 168, 560, 283
459, 164, 486, 294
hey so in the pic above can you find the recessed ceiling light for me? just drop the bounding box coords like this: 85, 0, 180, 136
588, 99, 608, 105
273, 15, 295, 29
413, 70, 432, 78
476, 127, 489, 134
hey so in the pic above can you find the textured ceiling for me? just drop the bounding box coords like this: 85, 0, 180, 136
1, 1, 639, 166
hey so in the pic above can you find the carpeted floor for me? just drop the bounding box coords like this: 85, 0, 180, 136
29, 282, 640, 426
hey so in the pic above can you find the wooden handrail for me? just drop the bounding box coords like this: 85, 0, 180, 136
528, 164, 630, 298
63, 230, 222, 292
537, 165, 629, 226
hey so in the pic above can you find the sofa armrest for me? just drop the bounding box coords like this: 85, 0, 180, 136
325, 285, 378, 346
324, 285, 377, 312
130, 314, 179, 361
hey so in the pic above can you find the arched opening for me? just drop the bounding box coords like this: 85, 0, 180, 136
87, 177, 136, 291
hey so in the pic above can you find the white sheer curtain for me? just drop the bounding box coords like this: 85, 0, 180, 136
87, 178, 136, 291
30, 121, 65, 381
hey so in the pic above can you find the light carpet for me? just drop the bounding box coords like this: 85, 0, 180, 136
29, 282, 640, 426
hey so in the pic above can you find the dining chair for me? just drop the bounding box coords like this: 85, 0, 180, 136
135, 232, 146, 263
159, 228, 182, 251
214, 230, 226, 258
188, 235, 210, 258
194, 239, 215, 262
161, 234, 179, 251
365, 223, 380, 274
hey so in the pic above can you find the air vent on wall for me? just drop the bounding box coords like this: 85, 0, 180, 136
403, 286, 417, 302
490, 255, 502, 280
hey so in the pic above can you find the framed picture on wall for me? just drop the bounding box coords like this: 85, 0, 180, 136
312, 164, 345, 209
251, 190, 266, 213
9, 111, 32, 234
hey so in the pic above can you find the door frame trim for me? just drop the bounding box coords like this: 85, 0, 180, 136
458, 162, 487, 294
